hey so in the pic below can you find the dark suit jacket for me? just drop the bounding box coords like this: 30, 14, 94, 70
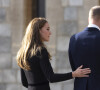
69, 27, 100, 90
21, 48, 72, 90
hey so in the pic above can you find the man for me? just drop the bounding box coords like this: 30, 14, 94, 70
68, 6, 100, 90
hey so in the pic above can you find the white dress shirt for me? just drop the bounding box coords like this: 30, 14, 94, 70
88, 24, 100, 30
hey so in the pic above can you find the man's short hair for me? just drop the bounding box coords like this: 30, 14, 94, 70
89, 6, 100, 21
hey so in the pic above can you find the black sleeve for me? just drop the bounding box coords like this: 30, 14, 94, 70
68, 35, 76, 71
20, 68, 28, 88
39, 48, 73, 83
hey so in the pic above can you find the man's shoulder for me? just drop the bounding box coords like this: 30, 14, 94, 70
71, 28, 86, 40
76, 27, 87, 36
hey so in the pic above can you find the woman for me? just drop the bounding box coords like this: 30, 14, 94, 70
16, 18, 91, 90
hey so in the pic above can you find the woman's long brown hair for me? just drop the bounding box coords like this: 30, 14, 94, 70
16, 18, 51, 70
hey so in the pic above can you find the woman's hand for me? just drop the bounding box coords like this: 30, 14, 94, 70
72, 65, 91, 78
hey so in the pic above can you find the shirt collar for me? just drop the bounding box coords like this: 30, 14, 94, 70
88, 24, 100, 30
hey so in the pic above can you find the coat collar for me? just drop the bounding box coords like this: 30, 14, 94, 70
85, 27, 100, 32
88, 24, 100, 31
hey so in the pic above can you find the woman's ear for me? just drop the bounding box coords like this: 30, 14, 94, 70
39, 29, 41, 34
39, 29, 43, 35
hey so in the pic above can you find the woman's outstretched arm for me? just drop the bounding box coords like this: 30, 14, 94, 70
39, 48, 91, 83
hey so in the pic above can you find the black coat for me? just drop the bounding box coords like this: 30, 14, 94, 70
69, 27, 100, 90
21, 48, 72, 90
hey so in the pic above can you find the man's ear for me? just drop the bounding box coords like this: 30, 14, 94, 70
98, 20, 100, 28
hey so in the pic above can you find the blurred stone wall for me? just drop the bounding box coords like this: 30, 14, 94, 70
0, 0, 25, 90
0, 0, 99, 90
